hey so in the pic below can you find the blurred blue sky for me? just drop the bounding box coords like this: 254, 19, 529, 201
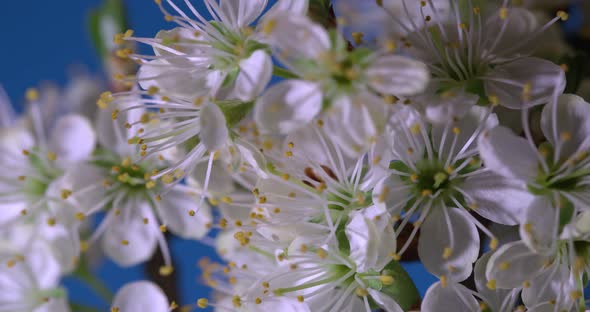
6, 0, 580, 310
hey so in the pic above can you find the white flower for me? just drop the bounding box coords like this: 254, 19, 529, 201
371, 104, 530, 282
111, 281, 170, 312
254, 13, 429, 135
252, 125, 375, 242
239, 228, 404, 312
387, 1, 567, 109
121, 0, 308, 101
0, 244, 70, 312
479, 94, 590, 253
63, 101, 213, 267
0, 112, 95, 227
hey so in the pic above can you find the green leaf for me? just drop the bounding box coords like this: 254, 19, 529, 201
379, 260, 420, 311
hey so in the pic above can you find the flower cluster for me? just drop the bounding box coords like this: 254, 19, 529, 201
2, 0, 590, 311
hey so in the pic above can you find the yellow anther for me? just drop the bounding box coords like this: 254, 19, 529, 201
316, 248, 328, 259
442, 247, 452, 259
452, 127, 460, 134
355, 288, 369, 297
489, 238, 498, 250
164, 15, 174, 22
231, 296, 242, 308
379, 275, 394, 285
121, 240, 129, 246
522, 280, 530, 288
440, 275, 448, 288
75, 213, 86, 221
499, 7, 508, 19
147, 86, 159, 95
486, 279, 496, 290
390, 253, 402, 261
378, 186, 389, 203
569, 290, 582, 300
421, 189, 432, 197
297, 295, 305, 302
258, 196, 267, 204
80, 240, 90, 252
499, 261, 510, 270
262, 19, 277, 35
557, 10, 569, 21
351, 32, 364, 45
47, 152, 57, 161
255, 297, 262, 304
112, 109, 120, 120
410, 123, 421, 134
560, 131, 572, 142
523, 223, 533, 233
159, 265, 174, 276
188, 210, 196, 217
47, 218, 56, 226
25, 88, 39, 101
61, 189, 73, 199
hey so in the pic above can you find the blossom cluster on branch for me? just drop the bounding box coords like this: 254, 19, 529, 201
1, 0, 590, 311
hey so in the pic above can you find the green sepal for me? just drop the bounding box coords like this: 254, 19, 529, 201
379, 260, 420, 311
216, 100, 255, 128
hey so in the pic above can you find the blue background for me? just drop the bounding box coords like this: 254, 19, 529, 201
0, 1, 585, 310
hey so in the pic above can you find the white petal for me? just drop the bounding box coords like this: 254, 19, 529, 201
368, 289, 403, 312
521, 262, 576, 309
264, 0, 309, 17
346, 206, 395, 272
111, 281, 169, 312
0, 86, 15, 127
473, 252, 517, 311
254, 80, 322, 134
462, 171, 534, 225
265, 14, 331, 60
189, 160, 235, 196
478, 126, 538, 181
217, 0, 267, 28
424, 92, 479, 124
95, 93, 145, 153
137, 59, 212, 100
101, 199, 158, 266
432, 105, 498, 162
0, 126, 35, 155
233, 50, 273, 101
34, 296, 70, 312
254, 297, 311, 312
158, 186, 212, 239
519, 197, 557, 255
483, 7, 539, 57
484, 57, 566, 109
49, 114, 96, 163
541, 94, 590, 160
486, 240, 547, 289
367, 55, 429, 96
372, 175, 411, 216
421, 282, 479, 312
323, 93, 387, 157
418, 208, 479, 282
199, 103, 229, 151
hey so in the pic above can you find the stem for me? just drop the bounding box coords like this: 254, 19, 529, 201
78, 272, 114, 303
70, 303, 102, 312
272, 66, 299, 79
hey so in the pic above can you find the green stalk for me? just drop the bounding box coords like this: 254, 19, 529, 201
272, 66, 299, 79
